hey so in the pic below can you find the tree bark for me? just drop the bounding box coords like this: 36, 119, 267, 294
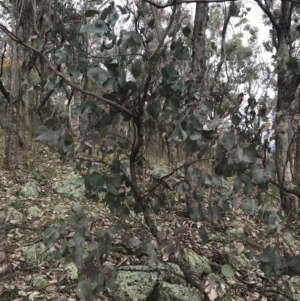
4, 0, 20, 170
3, 0, 42, 169
185, 2, 209, 218
253, 0, 300, 214
0, 232, 9, 279
192, 2, 209, 85
274, 2, 300, 214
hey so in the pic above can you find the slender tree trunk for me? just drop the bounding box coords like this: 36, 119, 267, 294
293, 125, 300, 185
192, 2, 209, 85
4, 0, 40, 169
185, 2, 209, 218
4, 0, 20, 170
0, 231, 9, 279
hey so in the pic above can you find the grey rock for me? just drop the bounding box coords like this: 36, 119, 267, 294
156, 282, 202, 301
20, 182, 40, 197
0, 211, 6, 223
65, 262, 78, 280
32, 274, 47, 288
183, 249, 211, 276
109, 265, 158, 301
23, 243, 53, 265
27, 206, 42, 218
226, 227, 244, 239
52, 174, 85, 199
152, 164, 169, 176
7, 208, 23, 221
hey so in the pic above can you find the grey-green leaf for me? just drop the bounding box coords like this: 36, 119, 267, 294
170, 125, 188, 143
32, 38, 44, 51
87, 67, 108, 85
85, 10, 99, 17
221, 264, 235, 277
147, 102, 160, 119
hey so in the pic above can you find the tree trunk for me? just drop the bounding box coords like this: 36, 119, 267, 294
192, 2, 209, 84
184, 2, 209, 219
275, 9, 300, 214
4, 0, 20, 170
276, 78, 299, 214
293, 125, 300, 185
3, 0, 41, 169
0, 213, 10, 279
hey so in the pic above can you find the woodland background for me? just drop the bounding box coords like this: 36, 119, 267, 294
0, 0, 300, 300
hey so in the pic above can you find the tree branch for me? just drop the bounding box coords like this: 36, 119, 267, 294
254, 0, 280, 33
269, 180, 300, 199
142, 0, 238, 9
0, 24, 135, 117
214, 1, 233, 81
143, 0, 300, 8
35, 89, 55, 114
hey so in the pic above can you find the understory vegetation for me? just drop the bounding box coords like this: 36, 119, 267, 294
0, 0, 300, 300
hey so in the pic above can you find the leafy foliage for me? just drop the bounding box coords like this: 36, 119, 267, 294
18, 0, 300, 299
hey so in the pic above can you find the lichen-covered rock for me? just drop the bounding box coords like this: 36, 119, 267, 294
23, 243, 53, 265
226, 227, 244, 239
20, 182, 40, 197
230, 254, 257, 281
0, 211, 6, 223
158, 262, 185, 285
152, 164, 169, 175
52, 174, 85, 199
65, 262, 78, 280
7, 208, 23, 221
183, 249, 211, 276
222, 179, 232, 191
27, 206, 42, 218
157, 282, 202, 301
32, 274, 47, 288
108, 265, 158, 301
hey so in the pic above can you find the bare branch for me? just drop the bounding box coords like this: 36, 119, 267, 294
142, 0, 238, 9
35, 89, 55, 114
253, 0, 280, 33
270, 180, 300, 199
214, 2, 233, 81
143, 0, 300, 9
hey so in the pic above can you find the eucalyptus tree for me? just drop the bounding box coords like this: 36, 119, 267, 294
251, 0, 300, 214
0, 0, 44, 169
2, 0, 300, 299
0, 0, 217, 298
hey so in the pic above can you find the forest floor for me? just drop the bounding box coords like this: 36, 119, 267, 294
0, 130, 299, 301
